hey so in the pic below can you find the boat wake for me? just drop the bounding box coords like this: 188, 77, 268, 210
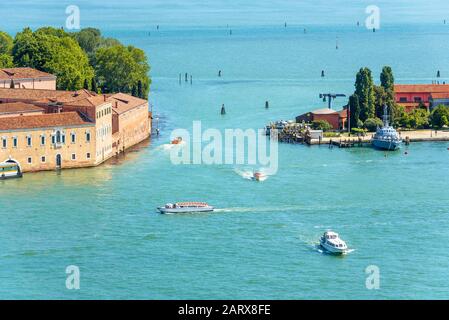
215, 203, 307, 213
155, 142, 185, 152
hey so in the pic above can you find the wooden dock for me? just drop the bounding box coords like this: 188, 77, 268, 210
268, 127, 449, 148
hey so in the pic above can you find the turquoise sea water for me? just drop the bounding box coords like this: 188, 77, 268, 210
1, 0, 449, 299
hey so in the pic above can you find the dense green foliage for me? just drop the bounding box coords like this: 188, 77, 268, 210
399, 108, 430, 129
94, 45, 150, 98
0, 31, 14, 68
0, 53, 13, 68
355, 67, 376, 122
430, 105, 449, 128
311, 120, 333, 131
348, 94, 360, 130
71, 28, 121, 58
0, 27, 151, 97
363, 118, 383, 131
12, 27, 94, 90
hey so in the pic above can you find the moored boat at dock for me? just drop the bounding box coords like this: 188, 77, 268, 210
0, 159, 22, 180
372, 105, 402, 151
157, 202, 214, 214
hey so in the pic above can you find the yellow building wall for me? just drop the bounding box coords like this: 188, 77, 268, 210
94, 102, 114, 165
114, 104, 151, 153
0, 125, 96, 172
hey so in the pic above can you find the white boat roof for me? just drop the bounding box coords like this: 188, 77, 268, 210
175, 202, 209, 206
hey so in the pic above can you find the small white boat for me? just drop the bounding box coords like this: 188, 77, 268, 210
319, 231, 349, 254
157, 202, 214, 214
0, 159, 22, 180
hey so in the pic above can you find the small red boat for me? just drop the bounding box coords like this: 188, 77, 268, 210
171, 137, 183, 144
251, 172, 266, 181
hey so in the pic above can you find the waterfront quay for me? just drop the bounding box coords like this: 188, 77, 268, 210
268, 123, 449, 148
309, 129, 449, 147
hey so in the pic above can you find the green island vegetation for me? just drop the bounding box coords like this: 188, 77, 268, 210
0, 27, 151, 99
314, 65, 449, 133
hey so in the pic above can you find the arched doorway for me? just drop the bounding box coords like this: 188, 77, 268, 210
56, 154, 62, 169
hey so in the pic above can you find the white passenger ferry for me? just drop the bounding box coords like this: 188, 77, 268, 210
157, 202, 214, 214
0, 159, 22, 180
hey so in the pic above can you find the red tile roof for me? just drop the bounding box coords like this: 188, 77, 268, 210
0, 112, 93, 131
0, 102, 44, 114
430, 92, 449, 99
394, 84, 449, 93
0, 88, 105, 106
107, 93, 148, 115
0, 67, 56, 80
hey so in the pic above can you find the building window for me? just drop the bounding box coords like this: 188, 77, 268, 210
61, 134, 66, 144
1, 137, 6, 148
71, 133, 76, 144
399, 97, 407, 102
71, 153, 76, 160
41, 156, 46, 163
12, 137, 18, 148
86, 131, 91, 142
87, 153, 91, 159
26, 135, 32, 146
414, 97, 422, 102
41, 135, 45, 146
27, 157, 32, 164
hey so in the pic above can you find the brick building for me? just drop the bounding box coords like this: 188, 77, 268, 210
0, 70, 151, 172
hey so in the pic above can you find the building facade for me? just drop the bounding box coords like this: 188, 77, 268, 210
394, 84, 449, 112
0, 113, 96, 172
296, 108, 348, 130
0, 70, 151, 173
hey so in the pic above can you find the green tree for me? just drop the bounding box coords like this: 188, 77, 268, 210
380, 66, 394, 91
363, 117, 383, 132
374, 85, 387, 119
355, 67, 376, 122
311, 120, 333, 131
91, 77, 98, 93
348, 94, 361, 129
94, 44, 150, 98
12, 27, 94, 90
399, 109, 429, 129
0, 31, 13, 55
137, 80, 143, 98
83, 78, 89, 90
72, 28, 102, 56
0, 53, 13, 68
430, 105, 449, 128
131, 85, 137, 97
71, 28, 122, 63
380, 66, 396, 121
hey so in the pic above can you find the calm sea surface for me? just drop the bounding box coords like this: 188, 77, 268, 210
1, 0, 449, 299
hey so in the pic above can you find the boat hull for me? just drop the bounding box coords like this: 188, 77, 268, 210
158, 206, 215, 214
319, 241, 348, 255
372, 139, 402, 151
0, 172, 22, 180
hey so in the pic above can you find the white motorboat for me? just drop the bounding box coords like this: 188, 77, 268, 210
319, 231, 349, 254
157, 202, 214, 214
